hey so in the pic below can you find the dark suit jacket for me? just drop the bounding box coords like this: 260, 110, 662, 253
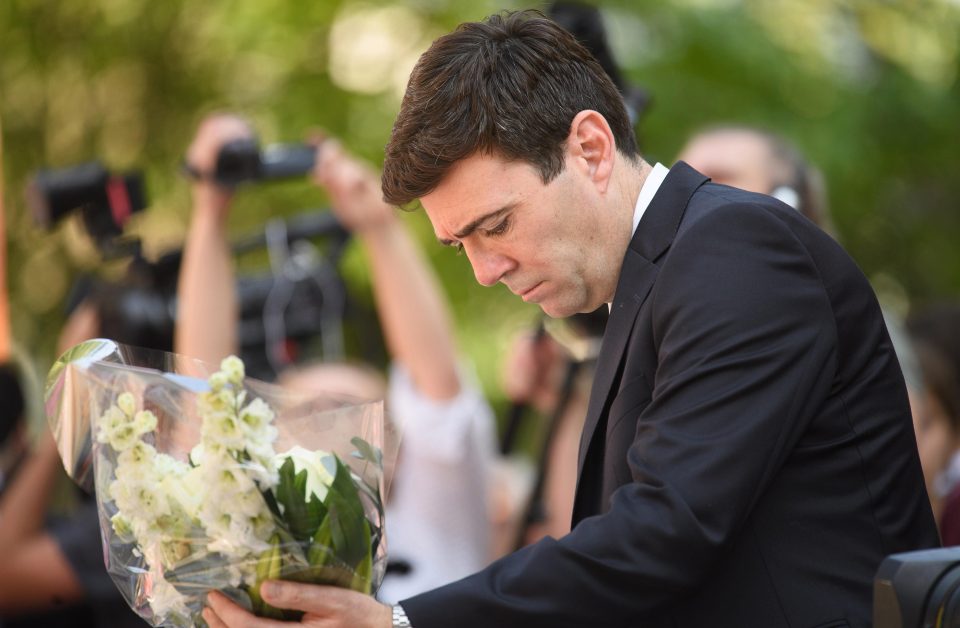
401, 163, 939, 627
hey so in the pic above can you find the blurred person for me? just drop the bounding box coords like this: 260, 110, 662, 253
677, 124, 832, 231
499, 309, 606, 550
907, 303, 960, 542
498, 330, 581, 547
204, 11, 937, 628
177, 114, 496, 604
0, 299, 144, 628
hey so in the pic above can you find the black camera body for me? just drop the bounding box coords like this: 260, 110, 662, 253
27, 162, 147, 250
80, 210, 351, 380
204, 138, 316, 187
875, 547, 960, 627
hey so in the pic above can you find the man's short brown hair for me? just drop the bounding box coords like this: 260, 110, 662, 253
382, 10, 638, 207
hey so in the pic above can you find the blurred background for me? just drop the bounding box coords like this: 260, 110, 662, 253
1, 0, 959, 426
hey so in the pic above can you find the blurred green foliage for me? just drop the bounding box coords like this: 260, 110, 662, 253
2, 0, 958, 421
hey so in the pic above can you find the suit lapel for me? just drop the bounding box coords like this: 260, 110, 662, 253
575, 162, 710, 481
576, 250, 656, 470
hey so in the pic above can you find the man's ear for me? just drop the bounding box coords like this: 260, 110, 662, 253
566, 110, 615, 194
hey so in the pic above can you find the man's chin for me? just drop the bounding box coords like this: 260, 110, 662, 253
538, 300, 577, 319
539, 296, 605, 319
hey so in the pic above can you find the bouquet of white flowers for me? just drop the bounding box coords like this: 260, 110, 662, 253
46, 339, 392, 627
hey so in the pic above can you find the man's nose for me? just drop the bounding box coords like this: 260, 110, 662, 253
465, 245, 515, 287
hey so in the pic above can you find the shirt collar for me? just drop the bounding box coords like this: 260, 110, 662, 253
609, 162, 669, 311
631, 162, 669, 238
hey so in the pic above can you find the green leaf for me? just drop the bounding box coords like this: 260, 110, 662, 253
274, 457, 327, 542
302, 518, 356, 589
300, 455, 376, 593
350, 437, 383, 468
350, 520, 373, 595
247, 534, 285, 619
355, 477, 384, 513
324, 457, 369, 568
308, 513, 334, 567
260, 485, 283, 520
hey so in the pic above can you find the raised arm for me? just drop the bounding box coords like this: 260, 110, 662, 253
174, 114, 253, 364
313, 141, 460, 400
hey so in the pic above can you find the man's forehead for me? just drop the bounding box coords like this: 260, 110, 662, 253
421, 154, 533, 236
422, 193, 512, 243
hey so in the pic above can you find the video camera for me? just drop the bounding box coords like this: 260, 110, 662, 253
80, 210, 351, 380
875, 547, 960, 627
31, 139, 358, 381
182, 138, 316, 187
26, 162, 147, 253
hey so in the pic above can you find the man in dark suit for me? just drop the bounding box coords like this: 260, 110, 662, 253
204, 10, 939, 628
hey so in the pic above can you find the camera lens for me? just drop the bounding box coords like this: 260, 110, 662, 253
926, 563, 960, 627
875, 548, 960, 628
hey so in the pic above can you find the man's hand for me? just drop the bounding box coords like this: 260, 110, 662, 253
203, 583, 392, 628
502, 331, 565, 414
312, 139, 396, 237
185, 114, 254, 216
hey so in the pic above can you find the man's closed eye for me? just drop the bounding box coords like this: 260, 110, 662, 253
482, 217, 511, 238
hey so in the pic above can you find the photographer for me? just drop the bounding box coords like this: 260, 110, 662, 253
0, 300, 144, 628
176, 114, 496, 605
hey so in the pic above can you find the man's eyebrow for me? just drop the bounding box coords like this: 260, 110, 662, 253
437, 204, 516, 247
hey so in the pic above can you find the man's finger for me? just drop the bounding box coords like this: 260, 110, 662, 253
260, 580, 353, 615
202, 606, 229, 628
205, 590, 290, 628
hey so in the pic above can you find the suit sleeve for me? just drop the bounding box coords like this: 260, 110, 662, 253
401, 203, 839, 627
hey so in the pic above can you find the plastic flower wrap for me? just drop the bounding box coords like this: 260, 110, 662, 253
45, 339, 394, 627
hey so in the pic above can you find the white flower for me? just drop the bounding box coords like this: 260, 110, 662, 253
97, 403, 158, 452
197, 447, 274, 559
133, 410, 158, 434
112, 425, 141, 451
146, 561, 190, 620
199, 388, 236, 417
118, 441, 156, 469
188, 442, 205, 466
208, 371, 228, 392
202, 411, 247, 451
134, 482, 170, 519
97, 406, 130, 448
276, 445, 336, 503
96, 406, 124, 441
242, 455, 280, 489
117, 392, 137, 416
154, 453, 189, 477
158, 470, 202, 520
220, 355, 245, 386
240, 398, 274, 432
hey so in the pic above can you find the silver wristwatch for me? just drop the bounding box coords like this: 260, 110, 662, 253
392, 604, 413, 628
